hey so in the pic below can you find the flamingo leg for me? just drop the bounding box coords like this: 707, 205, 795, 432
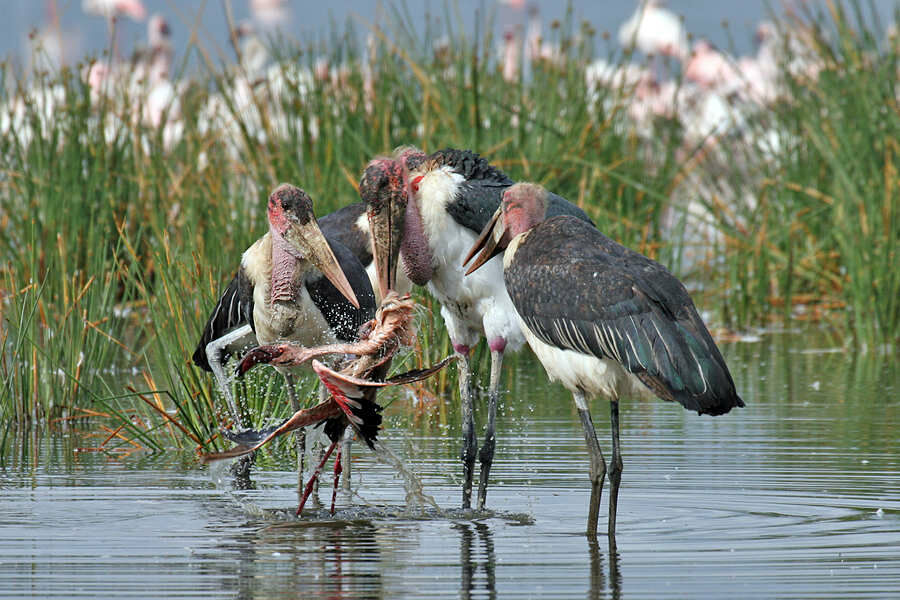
331, 446, 343, 515
296, 438, 338, 515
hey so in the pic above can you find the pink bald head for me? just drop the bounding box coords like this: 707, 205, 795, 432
501, 182, 549, 237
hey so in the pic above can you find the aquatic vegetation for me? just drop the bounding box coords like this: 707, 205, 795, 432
0, 1, 897, 452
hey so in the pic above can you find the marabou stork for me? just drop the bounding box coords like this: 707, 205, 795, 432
192, 184, 376, 469
464, 182, 744, 536
389, 148, 593, 510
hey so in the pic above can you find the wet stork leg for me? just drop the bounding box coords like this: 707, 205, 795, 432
283, 373, 307, 500
205, 324, 256, 428
341, 427, 352, 491
608, 400, 623, 537
477, 346, 504, 510
205, 325, 257, 485
575, 390, 607, 536
457, 347, 477, 509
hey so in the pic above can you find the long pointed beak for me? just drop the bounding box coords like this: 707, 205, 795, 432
368, 192, 405, 300
285, 220, 360, 309
463, 206, 506, 275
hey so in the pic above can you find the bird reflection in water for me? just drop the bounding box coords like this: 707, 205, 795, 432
211, 520, 384, 600
455, 522, 496, 600
588, 534, 622, 600
452, 522, 621, 599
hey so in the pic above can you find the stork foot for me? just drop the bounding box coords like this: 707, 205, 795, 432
230, 453, 256, 490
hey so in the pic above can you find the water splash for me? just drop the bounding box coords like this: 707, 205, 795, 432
207, 458, 233, 490
370, 439, 440, 512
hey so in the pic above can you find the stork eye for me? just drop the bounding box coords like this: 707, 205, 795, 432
411, 175, 424, 195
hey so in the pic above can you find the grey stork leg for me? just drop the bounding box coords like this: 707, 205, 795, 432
205, 324, 255, 428
575, 391, 606, 536
341, 425, 352, 491
477, 349, 503, 511
284, 373, 306, 501
457, 349, 477, 510
206, 326, 257, 487
608, 400, 623, 539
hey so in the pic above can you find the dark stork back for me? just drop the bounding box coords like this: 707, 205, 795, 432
429, 148, 595, 234
506, 216, 744, 416
317, 202, 372, 268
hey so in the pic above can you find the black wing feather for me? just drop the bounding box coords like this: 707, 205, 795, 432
431, 148, 513, 184
508, 217, 743, 416
305, 237, 376, 342
434, 147, 594, 233
192, 268, 254, 371
447, 179, 512, 234
318, 202, 372, 268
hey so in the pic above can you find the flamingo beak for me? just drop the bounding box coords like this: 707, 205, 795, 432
284, 219, 360, 309
463, 205, 506, 275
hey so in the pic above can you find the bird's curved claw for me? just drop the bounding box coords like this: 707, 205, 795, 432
236, 346, 286, 377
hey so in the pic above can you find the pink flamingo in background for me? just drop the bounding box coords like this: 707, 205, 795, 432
685, 40, 737, 90
82, 0, 146, 59
250, 0, 289, 28
82, 0, 146, 22
618, 0, 689, 61
501, 27, 520, 83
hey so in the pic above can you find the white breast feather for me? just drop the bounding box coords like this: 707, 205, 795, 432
416, 167, 524, 350
241, 233, 272, 287
354, 212, 370, 236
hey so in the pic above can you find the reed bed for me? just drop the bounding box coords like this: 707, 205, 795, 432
0, 1, 896, 453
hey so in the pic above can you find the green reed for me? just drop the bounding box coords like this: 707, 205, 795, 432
1, 1, 896, 453
687, 1, 899, 346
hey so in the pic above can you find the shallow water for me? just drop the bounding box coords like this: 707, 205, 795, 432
2, 330, 898, 599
